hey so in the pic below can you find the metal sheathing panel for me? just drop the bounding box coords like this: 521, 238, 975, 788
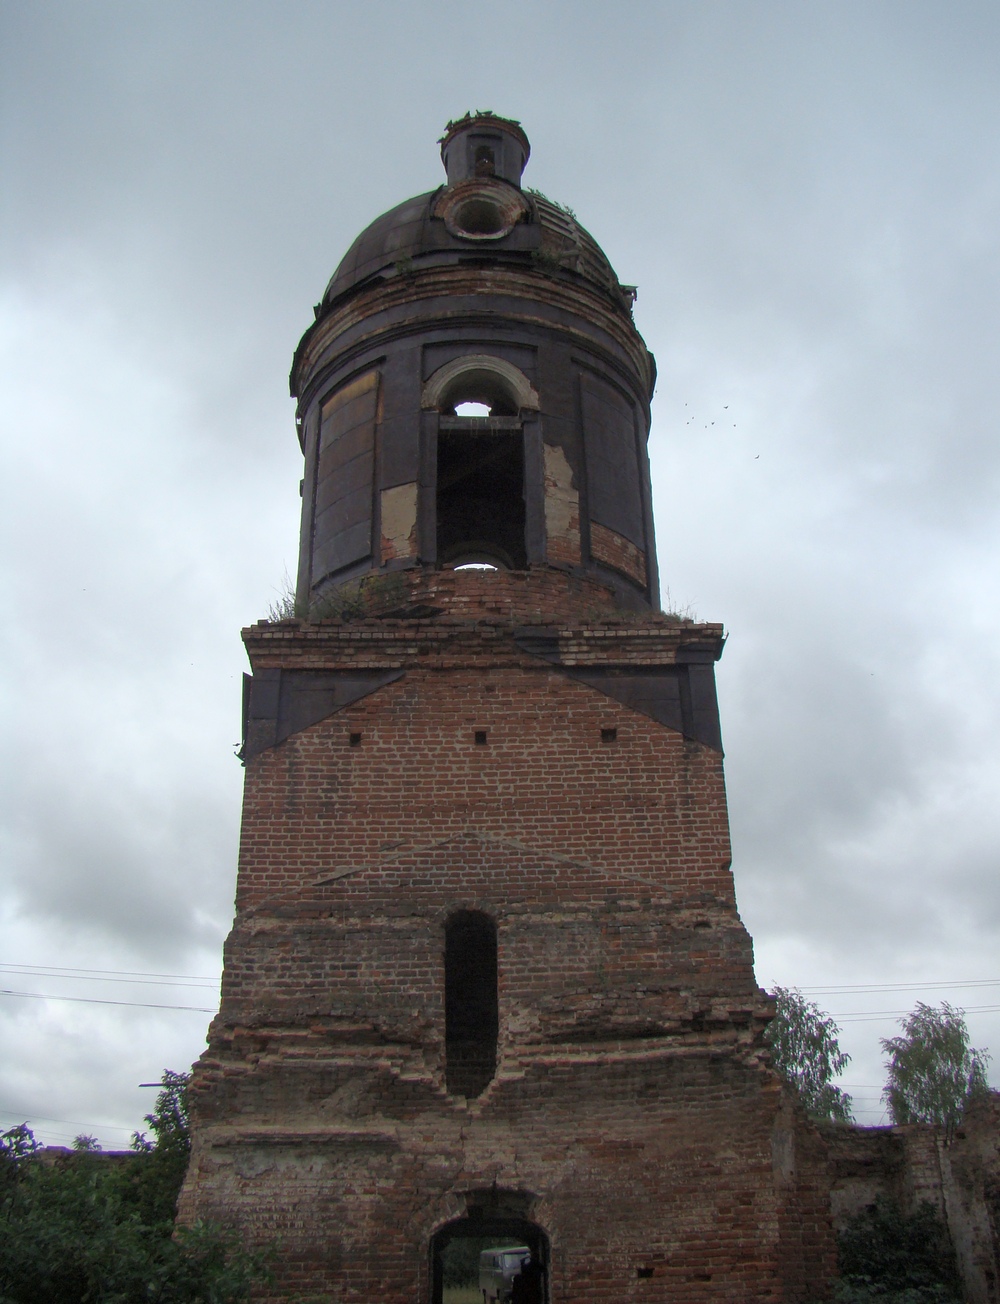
241, 668, 404, 761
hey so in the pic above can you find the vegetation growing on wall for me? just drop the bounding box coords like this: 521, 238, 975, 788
266, 571, 408, 623
835, 1196, 961, 1303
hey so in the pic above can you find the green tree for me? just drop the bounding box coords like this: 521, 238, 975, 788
0, 1070, 268, 1303
122, 1068, 193, 1226
881, 1001, 990, 1136
765, 986, 853, 1122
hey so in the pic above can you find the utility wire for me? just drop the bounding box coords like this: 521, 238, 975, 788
7, 964, 998, 998
0, 1108, 134, 1133
799, 979, 1000, 996
0, 989, 215, 1013
0, 972, 216, 990
835, 1004, 1000, 1023
0, 963, 217, 987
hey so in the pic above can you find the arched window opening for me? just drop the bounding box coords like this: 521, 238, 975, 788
430, 1208, 548, 1304
422, 355, 539, 417
437, 425, 526, 569
474, 144, 497, 177
440, 372, 518, 417
445, 910, 498, 1098
424, 356, 536, 572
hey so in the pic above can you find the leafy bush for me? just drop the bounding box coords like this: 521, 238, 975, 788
0, 1071, 268, 1303
835, 1196, 961, 1303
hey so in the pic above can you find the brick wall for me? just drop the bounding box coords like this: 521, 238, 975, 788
304, 565, 650, 626
180, 588, 839, 1300
589, 523, 648, 587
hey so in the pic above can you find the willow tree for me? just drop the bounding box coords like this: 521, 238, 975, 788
882, 1002, 990, 1137
766, 986, 853, 1123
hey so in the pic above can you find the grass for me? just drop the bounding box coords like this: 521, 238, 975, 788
443, 1288, 482, 1304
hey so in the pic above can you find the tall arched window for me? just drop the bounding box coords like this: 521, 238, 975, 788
423, 357, 538, 570
444, 910, 498, 1098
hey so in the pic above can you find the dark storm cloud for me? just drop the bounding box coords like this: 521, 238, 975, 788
2, 0, 1000, 1135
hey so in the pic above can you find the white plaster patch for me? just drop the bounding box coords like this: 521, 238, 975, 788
380, 482, 418, 560
543, 443, 581, 564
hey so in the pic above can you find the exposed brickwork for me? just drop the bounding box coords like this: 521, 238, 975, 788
543, 444, 582, 568
590, 522, 648, 587
180, 597, 840, 1300
379, 483, 419, 562
302, 566, 636, 626
233, 672, 734, 917
183, 1063, 803, 1302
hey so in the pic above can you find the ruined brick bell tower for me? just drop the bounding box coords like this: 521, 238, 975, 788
181, 115, 836, 1301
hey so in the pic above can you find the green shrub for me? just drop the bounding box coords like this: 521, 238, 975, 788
835, 1196, 961, 1303
0, 1072, 268, 1303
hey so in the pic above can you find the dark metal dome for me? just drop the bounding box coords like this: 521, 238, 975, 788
291, 114, 658, 618
318, 186, 635, 317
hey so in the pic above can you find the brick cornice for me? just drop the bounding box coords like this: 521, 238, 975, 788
242, 618, 724, 673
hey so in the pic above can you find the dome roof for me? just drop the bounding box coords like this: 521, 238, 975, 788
318, 185, 635, 317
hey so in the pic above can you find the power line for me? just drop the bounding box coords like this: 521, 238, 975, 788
0, 989, 215, 1013
0, 971, 216, 990
799, 979, 1000, 996
0, 963, 216, 980
7, 964, 999, 1000
0, 963, 217, 987
0, 1108, 134, 1133
835, 1004, 1000, 1023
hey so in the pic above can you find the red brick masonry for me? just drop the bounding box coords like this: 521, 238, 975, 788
180, 571, 837, 1301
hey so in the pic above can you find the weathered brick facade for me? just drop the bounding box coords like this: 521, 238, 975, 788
179, 115, 840, 1299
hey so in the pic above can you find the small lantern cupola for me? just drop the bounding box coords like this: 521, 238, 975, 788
439, 112, 530, 187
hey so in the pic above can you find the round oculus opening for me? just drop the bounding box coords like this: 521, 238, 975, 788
453, 197, 505, 236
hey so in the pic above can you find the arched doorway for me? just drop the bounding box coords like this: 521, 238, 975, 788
430, 1202, 549, 1304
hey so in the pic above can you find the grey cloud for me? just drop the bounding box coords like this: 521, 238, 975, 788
3, 0, 1000, 1141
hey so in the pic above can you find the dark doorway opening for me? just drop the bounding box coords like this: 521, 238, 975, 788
437, 427, 526, 569
431, 1208, 548, 1304
445, 910, 498, 1098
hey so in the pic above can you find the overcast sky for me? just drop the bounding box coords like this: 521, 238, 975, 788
2, 1, 999, 1144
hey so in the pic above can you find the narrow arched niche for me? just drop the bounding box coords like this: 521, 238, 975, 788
444, 910, 498, 1098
